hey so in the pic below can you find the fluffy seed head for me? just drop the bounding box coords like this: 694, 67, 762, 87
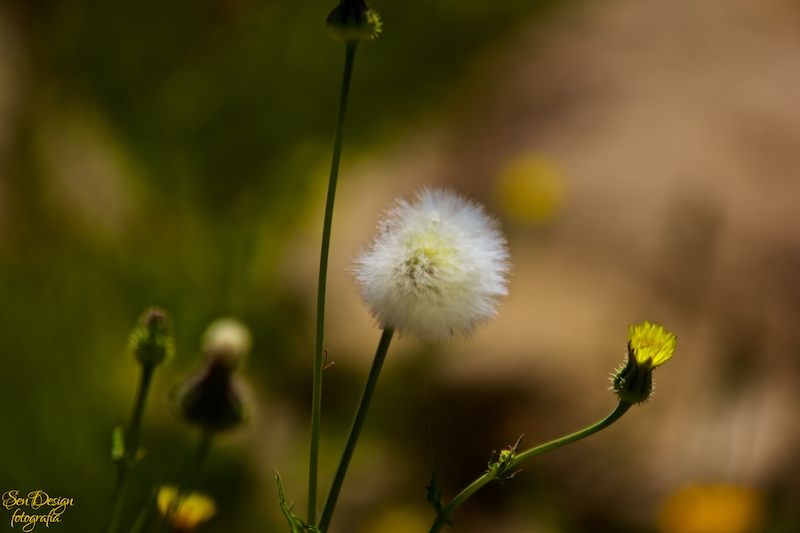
352, 188, 511, 341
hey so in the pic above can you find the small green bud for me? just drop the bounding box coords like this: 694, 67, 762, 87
612, 322, 676, 404
326, 0, 382, 42
129, 307, 175, 367
487, 435, 522, 481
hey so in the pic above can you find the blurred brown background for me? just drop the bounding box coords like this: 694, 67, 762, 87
1, 0, 799, 532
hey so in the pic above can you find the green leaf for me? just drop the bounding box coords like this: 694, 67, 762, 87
426, 429, 444, 513
426, 464, 444, 514
425, 428, 452, 529
276, 472, 319, 533
111, 425, 125, 462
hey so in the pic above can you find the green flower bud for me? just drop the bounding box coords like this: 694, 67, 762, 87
129, 307, 175, 367
326, 0, 382, 42
487, 436, 522, 481
613, 321, 676, 404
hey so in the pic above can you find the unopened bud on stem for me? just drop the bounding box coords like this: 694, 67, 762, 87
613, 321, 676, 404
129, 307, 175, 367
174, 318, 253, 433
326, 0, 382, 42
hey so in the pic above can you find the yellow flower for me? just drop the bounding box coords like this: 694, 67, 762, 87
157, 486, 216, 532
658, 484, 764, 533
628, 321, 677, 369
613, 321, 676, 404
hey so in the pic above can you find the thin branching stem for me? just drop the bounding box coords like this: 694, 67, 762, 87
428, 401, 633, 533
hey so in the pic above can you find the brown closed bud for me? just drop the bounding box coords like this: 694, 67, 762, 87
176, 354, 248, 433
173, 318, 254, 433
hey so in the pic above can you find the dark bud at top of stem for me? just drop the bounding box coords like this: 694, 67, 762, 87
176, 355, 247, 433
129, 307, 175, 368
174, 319, 253, 433
326, 0, 382, 42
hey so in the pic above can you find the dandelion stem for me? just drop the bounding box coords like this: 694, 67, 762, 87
427, 401, 633, 533
309, 40, 359, 527
107, 363, 156, 533
318, 327, 394, 532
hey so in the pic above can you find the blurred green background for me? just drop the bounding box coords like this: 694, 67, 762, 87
0, 0, 560, 531
2, 0, 800, 532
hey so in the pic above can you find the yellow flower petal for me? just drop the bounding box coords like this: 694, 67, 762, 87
628, 321, 676, 367
658, 484, 764, 533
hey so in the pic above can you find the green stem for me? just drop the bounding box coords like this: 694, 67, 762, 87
309, 40, 359, 527
428, 401, 632, 533
108, 364, 157, 533
318, 328, 394, 532
181, 430, 214, 494
160, 431, 214, 533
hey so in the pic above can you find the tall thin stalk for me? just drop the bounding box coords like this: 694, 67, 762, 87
319, 328, 394, 532
107, 364, 156, 533
309, 40, 359, 528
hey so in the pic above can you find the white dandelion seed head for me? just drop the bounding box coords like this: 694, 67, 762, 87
352, 187, 511, 341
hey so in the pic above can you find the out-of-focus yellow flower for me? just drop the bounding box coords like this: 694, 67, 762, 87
657, 484, 765, 533
628, 321, 677, 368
361, 506, 432, 533
157, 486, 216, 532
613, 321, 676, 404
495, 153, 566, 223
